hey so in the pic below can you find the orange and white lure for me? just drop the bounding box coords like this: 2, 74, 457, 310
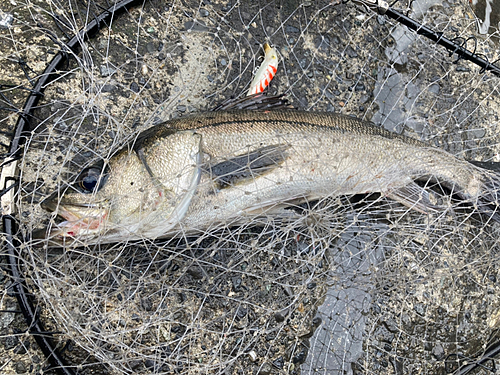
247, 43, 279, 96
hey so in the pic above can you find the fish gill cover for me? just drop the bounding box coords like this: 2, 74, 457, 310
1, 0, 500, 374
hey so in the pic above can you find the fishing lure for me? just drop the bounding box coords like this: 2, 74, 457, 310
247, 42, 278, 96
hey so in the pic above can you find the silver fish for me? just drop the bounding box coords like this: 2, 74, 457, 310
40, 109, 500, 245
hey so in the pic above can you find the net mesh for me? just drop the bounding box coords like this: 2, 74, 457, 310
2, 0, 500, 374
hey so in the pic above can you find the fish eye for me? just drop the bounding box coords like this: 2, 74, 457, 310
76, 165, 107, 193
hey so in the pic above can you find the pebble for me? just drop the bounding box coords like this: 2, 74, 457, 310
0, 11, 13, 29
145, 359, 155, 369
171, 325, 183, 333
283, 285, 293, 296
469, 127, 486, 139
258, 362, 272, 375
265, 332, 276, 341
14, 340, 29, 354
272, 356, 284, 369
100, 65, 116, 77
0, 310, 15, 329
221, 58, 227, 66
377, 15, 386, 25
184, 20, 209, 32
355, 83, 365, 92
274, 309, 288, 322
345, 46, 358, 58
159, 364, 170, 372
186, 266, 202, 278
286, 25, 300, 33
266, 26, 275, 34
232, 276, 242, 291
129, 360, 142, 370
146, 42, 156, 53
292, 347, 307, 364
317, 36, 330, 51
428, 83, 440, 95
131, 313, 141, 321
101, 84, 116, 93
14, 361, 26, 374
248, 350, 257, 362
236, 307, 247, 319
199, 9, 209, 17
130, 82, 140, 93
432, 343, 445, 360
4, 335, 18, 350
414, 304, 425, 316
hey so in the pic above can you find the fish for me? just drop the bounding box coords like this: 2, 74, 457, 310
39, 107, 500, 245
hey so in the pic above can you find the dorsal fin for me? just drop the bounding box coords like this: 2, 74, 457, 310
211, 93, 293, 111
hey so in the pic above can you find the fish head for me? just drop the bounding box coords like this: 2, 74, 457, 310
40, 161, 113, 243
40, 130, 203, 245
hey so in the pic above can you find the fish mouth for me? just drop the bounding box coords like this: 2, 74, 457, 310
39, 195, 109, 242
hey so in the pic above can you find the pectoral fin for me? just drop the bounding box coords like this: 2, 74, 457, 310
386, 182, 444, 214
206, 144, 290, 188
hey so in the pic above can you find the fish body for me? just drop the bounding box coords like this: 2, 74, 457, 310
42, 110, 499, 245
